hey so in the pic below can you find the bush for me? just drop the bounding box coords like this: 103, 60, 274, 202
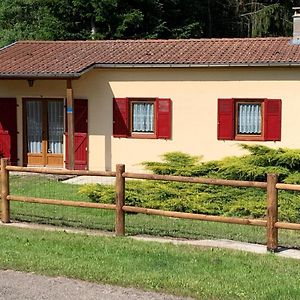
143, 146, 300, 182
80, 146, 300, 222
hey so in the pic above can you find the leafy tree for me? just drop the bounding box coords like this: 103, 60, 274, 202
0, 0, 299, 47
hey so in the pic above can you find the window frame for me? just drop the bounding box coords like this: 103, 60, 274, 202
129, 98, 157, 139
234, 99, 265, 141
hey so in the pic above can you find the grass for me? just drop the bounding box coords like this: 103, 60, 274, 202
7, 174, 300, 249
1, 226, 300, 300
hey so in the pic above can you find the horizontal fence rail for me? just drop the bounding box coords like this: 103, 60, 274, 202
122, 206, 267, 227
275, 182, 300, 191
5, 165, 116, 177
7, 195, 116, 210
123, 172, 268, 189
2, 159, 300, 252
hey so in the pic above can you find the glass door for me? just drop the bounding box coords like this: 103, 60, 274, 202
26, 100, 43, 166
24, 99, 64, 167
46, 100, 64, 166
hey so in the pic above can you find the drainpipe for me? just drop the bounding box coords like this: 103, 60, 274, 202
66, 79, 75, 170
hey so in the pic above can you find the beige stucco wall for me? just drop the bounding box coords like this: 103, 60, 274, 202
1, 67, 300, 171
74, 67, 300, 171
0, 80, 66, 166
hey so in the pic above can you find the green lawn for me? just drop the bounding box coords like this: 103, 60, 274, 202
1, 226, 300, 300
7, 174, 300, 248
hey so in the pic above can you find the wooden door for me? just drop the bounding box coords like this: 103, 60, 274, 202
65, 99, 88, 170
0, 99, 17, 164
24, 99, 64, 167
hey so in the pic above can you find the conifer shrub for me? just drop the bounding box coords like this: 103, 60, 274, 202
79, 145, 300, 222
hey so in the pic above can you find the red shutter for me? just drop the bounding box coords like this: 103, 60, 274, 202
0, 131, 11, 160
113, 98, 129, 137
0, 99, 17, 164
65, 133, 88, 170
65, 99, 88, 170
217, 98, 234, 140
156, 98, 172, 139
264, 99, 281, 141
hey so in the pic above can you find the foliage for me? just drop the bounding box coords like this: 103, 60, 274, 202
81, 180, 300, 223
144, 145, 300, 182
0, 1, 296, 47
80, 145, 300, 222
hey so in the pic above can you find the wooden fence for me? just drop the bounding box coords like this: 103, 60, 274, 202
1, 158, 300, 252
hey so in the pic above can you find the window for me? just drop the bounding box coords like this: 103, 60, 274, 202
131, 101, 154, 133
218, 98, 281, 141
236, 102, 262, 135
113, 98, 172, 139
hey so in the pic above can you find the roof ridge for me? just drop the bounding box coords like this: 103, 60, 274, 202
14, 37, 292, 45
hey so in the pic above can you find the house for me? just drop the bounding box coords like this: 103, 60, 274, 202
1, 10, 300, 171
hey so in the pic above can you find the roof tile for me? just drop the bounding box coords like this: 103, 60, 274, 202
0, 38, 300, 77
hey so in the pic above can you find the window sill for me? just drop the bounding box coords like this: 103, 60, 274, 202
234, 134, 265, 141
130, 133, 157, 139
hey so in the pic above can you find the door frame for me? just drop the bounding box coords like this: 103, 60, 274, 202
22, 97, 65, 167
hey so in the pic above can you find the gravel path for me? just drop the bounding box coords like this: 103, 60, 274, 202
0, 270, 191, 300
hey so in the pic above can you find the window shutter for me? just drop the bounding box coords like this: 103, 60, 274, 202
156, 98, 172, 139
217, 98, 234, 140
113, 98, 129, 137
264, 99, 281, 141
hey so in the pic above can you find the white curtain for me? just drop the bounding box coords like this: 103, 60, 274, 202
48, 101, 64, 154
238, 104, 261, 134
132, 103, 154, 132
26, 101, 42, 153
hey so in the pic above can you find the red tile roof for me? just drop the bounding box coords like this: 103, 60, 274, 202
0, 38, 300, 78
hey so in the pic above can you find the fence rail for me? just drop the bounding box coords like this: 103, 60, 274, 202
2, 158, 300, 252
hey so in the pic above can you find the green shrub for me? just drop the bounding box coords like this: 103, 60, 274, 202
80, 146, 300, 222
283, 172, 300, 184
143, 146, 300, 182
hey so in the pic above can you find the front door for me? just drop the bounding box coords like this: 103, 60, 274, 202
24, 99, 64, 167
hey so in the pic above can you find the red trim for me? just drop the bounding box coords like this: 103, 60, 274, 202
218, 98, 282, 142
0, 98, 17, 164
264, 99, 281, 141
156, 98, 172, 139
113, 98, 129, 137
217, 98, 234, 140
113, 97, 172, 140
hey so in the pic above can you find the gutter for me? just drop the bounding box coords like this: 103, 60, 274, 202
78, 62, 300, 76
0, 73, 81, 79
1, 61, 300, 79
93, 62, 300, 68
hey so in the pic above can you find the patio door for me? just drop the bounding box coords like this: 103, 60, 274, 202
24, 99, 64, 167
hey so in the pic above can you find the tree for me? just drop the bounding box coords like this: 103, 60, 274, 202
0, 0, 297, 48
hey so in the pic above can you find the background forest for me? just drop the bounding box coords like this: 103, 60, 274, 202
0, 1, 300, 47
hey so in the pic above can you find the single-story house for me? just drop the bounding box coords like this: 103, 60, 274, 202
1, 11, 300, 171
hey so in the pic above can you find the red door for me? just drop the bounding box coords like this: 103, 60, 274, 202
65, 99, 88, 170
0, 99, 17, 164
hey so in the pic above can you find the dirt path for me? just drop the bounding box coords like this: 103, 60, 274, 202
0, 270, 190, 300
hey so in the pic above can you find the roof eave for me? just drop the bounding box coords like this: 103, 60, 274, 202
1, 61, 300, 79
0, 73, 81, 79
90, 62, 300, 70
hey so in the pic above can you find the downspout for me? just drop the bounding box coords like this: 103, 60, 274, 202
66, 79, 75, 170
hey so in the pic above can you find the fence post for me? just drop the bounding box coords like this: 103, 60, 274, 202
115, 164, 125, 236
266, 173, 278, 252
1, 158, 10, 223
